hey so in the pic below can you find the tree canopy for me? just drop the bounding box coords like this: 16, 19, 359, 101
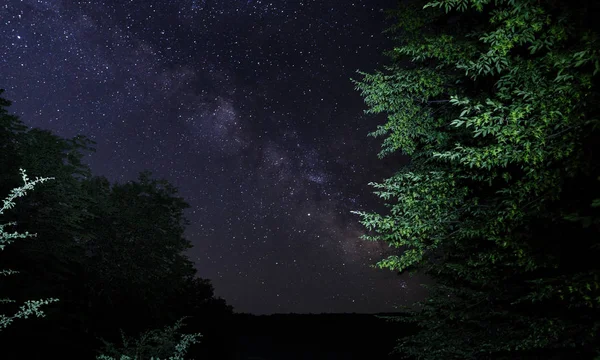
0, 89, 232, 359
353, 0, 600, 358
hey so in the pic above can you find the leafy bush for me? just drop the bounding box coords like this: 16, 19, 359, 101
0, 168, 59, 330
97, 317, 202, 360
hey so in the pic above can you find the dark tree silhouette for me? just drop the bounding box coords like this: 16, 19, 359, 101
0, 90, 232, 359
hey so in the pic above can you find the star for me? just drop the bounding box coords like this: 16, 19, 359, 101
0, 0, 420, 315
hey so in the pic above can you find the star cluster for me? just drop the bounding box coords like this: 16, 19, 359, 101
1, 0, 426, 314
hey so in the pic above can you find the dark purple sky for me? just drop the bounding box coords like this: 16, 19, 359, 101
1, 0, 427, 314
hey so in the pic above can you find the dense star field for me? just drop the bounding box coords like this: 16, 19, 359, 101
1, 0, 426, 314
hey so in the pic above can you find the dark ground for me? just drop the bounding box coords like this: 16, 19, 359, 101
199, 312, 415, 360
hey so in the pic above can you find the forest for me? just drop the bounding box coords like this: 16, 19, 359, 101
2, 0, 600, 358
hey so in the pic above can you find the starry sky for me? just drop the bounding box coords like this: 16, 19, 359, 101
1, 0, 427, 314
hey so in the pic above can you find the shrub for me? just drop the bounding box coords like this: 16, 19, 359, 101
0, 168, 59, 330
97, 317, 202, 360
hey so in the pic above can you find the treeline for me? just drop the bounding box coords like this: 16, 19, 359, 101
0, 90, 233, 359
229, 313, 417, 359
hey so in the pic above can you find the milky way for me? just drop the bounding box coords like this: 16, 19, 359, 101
1, 0, 427, 314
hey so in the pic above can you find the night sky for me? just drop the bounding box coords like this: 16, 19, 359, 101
1, 0, 427, 314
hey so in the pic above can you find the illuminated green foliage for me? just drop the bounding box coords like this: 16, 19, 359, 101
0, 169, 58, 330
354, 0, 600, 358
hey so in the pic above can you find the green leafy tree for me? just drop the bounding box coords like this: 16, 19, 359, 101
353, 0, 600, 358
0, 168, 58, 330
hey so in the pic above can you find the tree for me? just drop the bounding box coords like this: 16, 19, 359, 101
0, 89, 97, 337
0, 90, 232, 358
353, 0, 600, 358
0, 90, 108, 357
77, 171, 201, 335
0, 168, 58, 330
